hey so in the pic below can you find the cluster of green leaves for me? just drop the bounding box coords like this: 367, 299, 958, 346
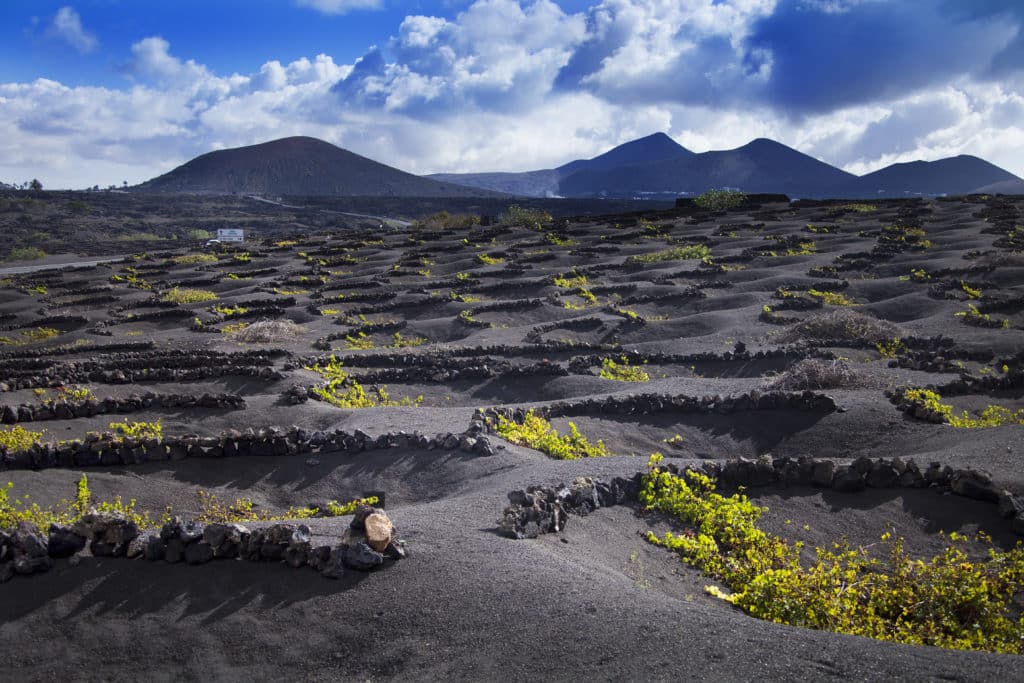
306, 355, 422, 409
344, 331, 376, 350
476, 253, 504, 265
552, 271, 588, 289
960, 281, 982, 299
53, 385, 95, 402
0, 425, 44, 453
545, 232, 575, 246
108, 420, 163, 440
599, 356, 650, 382
499, 204, 552, 229
5, 246, 46, 261
171, 253, 218, 265
194, 489, 319, 523
826, 203, 876, 215
220, 321, 249, 335
415, 211, 481, 230
1, 474, 164, 531
628, 244, 711, 264
693, 189, 747, 211
640, 454, 1024, 654
899, 268, 931, 282
110, 267, 152, 290
446, 291, 481, 303
323, 496, 381, 516
214, 304, 249, 316
493, 410, 609, 460
272, 287, 308, 296
879, 224, 932, 250
0, 326, 61, 346
457, 309, 489, 326
609, 306, 643, 323
902, 389, 1024, 428
1, 474, 378, 532
875, 337, 906, 359
955, 303, 1010, 328
391, 332, 426, 348
808, 289, 856, 306
162, 287, 217, 304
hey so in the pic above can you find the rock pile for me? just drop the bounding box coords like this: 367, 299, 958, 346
1, 506, 406, 582
499, 458, 1024, 540
478, 389, 838, 424
2, 424, 499, 470
0, 349, 287, 391
499, 475, 641, 539
698, 456, 1024, 537
0, 392, 245, 424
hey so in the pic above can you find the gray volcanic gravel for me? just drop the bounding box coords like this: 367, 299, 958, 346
2, 194, 1024, 680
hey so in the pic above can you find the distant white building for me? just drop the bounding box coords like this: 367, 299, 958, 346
217, 228, 245, 243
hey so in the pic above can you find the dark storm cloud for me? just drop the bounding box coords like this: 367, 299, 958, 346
748, 0, 1018, 114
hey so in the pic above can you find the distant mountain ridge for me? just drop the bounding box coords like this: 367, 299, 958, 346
134, 133, 1023, 200
432, 134, 1023, 199
134, 137, 503, 198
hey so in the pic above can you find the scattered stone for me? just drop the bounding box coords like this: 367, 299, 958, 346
832, 466, 866, 492
950, 470, 999, 503
185, 542, 215, 565
47, 524, 86, 558
321, 547, 346, 579
343, 542, 384, 571
998, 491, 1023, 520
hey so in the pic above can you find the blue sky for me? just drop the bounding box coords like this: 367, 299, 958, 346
0, 0, 1022, 188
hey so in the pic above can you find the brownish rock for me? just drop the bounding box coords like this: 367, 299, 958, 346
364, 512, 394, 552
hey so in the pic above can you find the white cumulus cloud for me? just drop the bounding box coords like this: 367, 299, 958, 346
294, 0, 383, 14
1, 0, 1023, 189
49, 6, 98, 53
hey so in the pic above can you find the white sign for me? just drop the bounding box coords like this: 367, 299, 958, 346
217, 228, 245, 242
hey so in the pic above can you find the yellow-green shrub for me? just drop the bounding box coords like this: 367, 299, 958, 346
171, 253, 218, 265
109, 420, 163, 440
640, 454, 1024, 654
0, 474, 164, 531
163, 287, 217, 304
693, 189, 746, 211
493, 410, 609, 460
0, 426, 44, 453
628, 244, 710, 263
306, 356, 422, 409
902, 389, 1024, 428
599, 356, 650, 382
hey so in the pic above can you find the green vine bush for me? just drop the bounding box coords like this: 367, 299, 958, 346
1, 474, 163, 530
306, 355, 422, 409
108, 420, 163, 440
195, 490, 379, 524
599, 356, 650, 382
1, 474, 378, 531
0, 425, 44, 453
628, 244, 710, 264
492, 410, 609, 460
499, 205, 552, 229
640, 454, 1024, 654
163, 287, 218, 304
901, 389, 1024, 428
693, 189, 747, 212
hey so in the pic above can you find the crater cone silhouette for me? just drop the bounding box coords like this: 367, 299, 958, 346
136, 136, 503, 198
